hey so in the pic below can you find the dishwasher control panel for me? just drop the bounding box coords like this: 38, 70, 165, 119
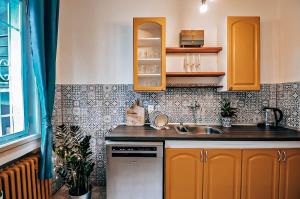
112, 146, 157, 151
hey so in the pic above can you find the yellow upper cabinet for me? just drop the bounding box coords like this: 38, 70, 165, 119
133, 17, 166, 91
227, 16, 260, 91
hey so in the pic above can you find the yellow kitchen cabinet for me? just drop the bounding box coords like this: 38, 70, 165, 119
166, 148, 300, 199
227, 16, 260, 91
279, 149, 300, 199
241, 149, 280, 199
165, 149, 242, 199
165, 149, 203, 199
242, 149, 300, 199
133, 17, 166, 91
203, 149, 242, 199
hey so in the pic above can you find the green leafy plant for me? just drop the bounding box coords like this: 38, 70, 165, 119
54, 124, 95, 196
221, 99, 237, 118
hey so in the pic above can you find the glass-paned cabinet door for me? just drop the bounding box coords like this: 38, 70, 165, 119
133, 17, 166, 91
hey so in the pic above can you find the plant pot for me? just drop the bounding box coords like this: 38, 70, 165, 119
222, 117, 232, 128
69, 191, 91, 199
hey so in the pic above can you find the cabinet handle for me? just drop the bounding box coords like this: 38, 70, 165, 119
277, 150, 281, 162
205, 151, 208, 163
200, 150, 204, 162
282, 151, 287, 162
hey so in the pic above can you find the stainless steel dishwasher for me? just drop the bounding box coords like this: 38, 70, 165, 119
106, 141, 163, 199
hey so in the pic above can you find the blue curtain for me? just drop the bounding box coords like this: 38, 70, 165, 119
28, 0, 60, 179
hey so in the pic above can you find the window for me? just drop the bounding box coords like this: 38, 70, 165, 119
0, 0, 27, 145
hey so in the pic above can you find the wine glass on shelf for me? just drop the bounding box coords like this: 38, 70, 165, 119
157, 65, 161, 74
150, 65, 155, 74
154, 48, 160, 59
188, 54, 195, 72
139, 64, 145, 74
153, 65, 156, 74
184, 54, 190, 72
196, 54, 202, 72
144, 65, 149, 74
191, 54, 197, 72
143, 48, 148, 58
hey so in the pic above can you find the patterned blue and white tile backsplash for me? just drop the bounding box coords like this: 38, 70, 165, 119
52, 82, 300, 186
277, 83, 300, 129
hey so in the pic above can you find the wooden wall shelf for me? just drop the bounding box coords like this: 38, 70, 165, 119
166, 47, 222, 54
166, 72, 225, 77
167, 83, 223, 88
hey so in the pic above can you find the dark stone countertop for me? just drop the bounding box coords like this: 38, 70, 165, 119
105, 125, 300, 141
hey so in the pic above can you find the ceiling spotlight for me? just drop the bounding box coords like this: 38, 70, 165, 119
200, 0, 208, 13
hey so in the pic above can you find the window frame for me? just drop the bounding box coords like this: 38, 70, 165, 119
0, 0, 29, 145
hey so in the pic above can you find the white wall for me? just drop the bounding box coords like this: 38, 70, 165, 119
57, 0, 181, 84
174, 0, 281, 84
57, 0, 284, 84
279, 0, 300, 83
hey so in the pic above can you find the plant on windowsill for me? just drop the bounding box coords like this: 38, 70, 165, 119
54, 124, 95, 199
221, 99, 237, 127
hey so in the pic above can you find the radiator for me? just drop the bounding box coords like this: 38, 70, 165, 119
0, 155, 52, 199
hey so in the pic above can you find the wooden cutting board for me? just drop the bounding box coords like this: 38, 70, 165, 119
126, 103, 145, 126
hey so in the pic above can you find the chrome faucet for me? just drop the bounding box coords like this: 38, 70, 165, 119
178, 120, 184, 130
188, 100, 201, 124
188, 100, 200, 111
179, 121, 184, 128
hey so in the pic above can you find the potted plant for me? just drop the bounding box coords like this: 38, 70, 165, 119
221, 99, 237, 127
54, 124, 95, 199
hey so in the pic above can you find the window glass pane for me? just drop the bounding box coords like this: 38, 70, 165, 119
0, 23, 9, 89
1, 116, 10, 135
10, 27, 24, 133
0, 0, 20, 31
0, 1, 8, 26
0, 92, 10, 115
9, 0, 21, 30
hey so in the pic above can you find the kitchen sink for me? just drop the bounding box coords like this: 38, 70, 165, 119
175, 125, 224, 135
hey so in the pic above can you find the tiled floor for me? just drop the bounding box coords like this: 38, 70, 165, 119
51, 186, 106, 199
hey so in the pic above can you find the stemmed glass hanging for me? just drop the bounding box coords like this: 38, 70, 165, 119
184, 54, 202, 72
196, 54, 201, 71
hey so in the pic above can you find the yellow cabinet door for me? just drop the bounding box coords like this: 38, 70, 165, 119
133, 17, 166, 91
227, 16, 260, 91
279, 149, 300, 199
241, 149, 280, 199
165, 149, 203, 199
203, 149, 242, 199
